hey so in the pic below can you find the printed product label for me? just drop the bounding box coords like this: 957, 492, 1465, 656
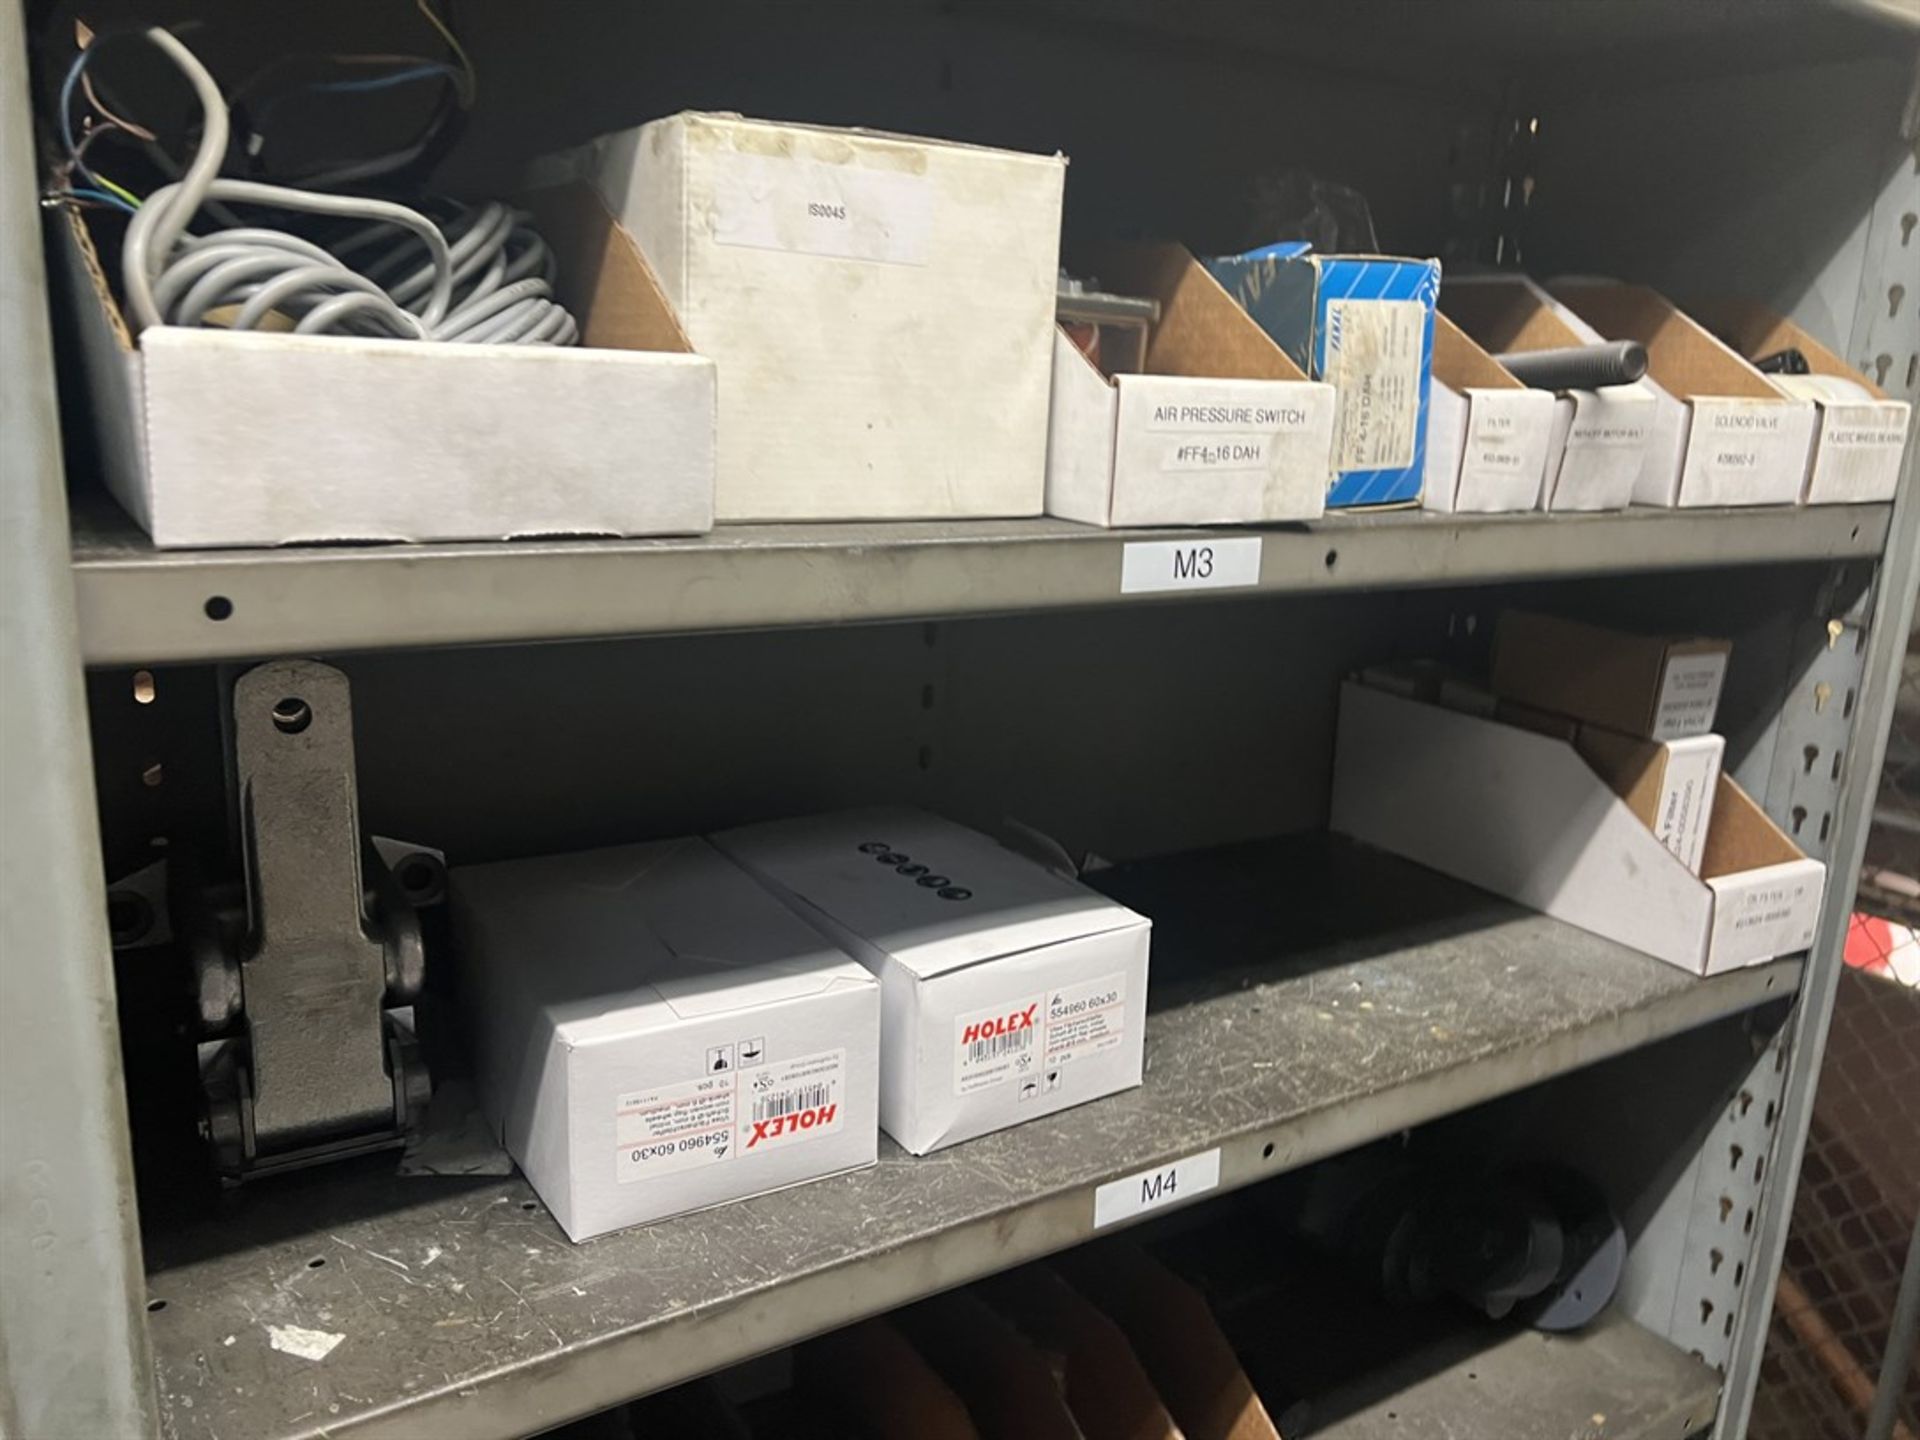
1823, 404, 1907, 452
616, 1072, 738, 1182
1324, 298, 1425, 472
708, 150, 932, 266
1155, 435, 1273, 473
1044, 973, 1126, 1068
742, 1048, 845, 1152
1145, 400, 1321, 434
955, 994, 1044, 1095
1461, 406, 1530, 481
1565, 416, 1650, 451
954, 975, 1129, 1097
1651, 652, 1728, 741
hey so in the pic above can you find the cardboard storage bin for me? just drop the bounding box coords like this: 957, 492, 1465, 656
1695, 300, 1910, 505
592, 112, 1066, 522
1491, 610, 1729, 741
55, 184, 716, 549
716, 807, 1150, 1155
1441, 275, 1653, 511
1421, 310, 1556, 513
1045, 243, 1336, 527
1551, 282, 1816, 507
1206, 245, 1441, 508
451, 837, 881, 1242
1331, 681, 1825, 975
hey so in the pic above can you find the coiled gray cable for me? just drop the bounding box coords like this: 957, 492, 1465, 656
122, 28, 576, 345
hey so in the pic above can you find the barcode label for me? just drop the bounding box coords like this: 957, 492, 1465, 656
740, 1048, 845, 1152
954, 995, 1043, 1095
754, 1081, 835, 1122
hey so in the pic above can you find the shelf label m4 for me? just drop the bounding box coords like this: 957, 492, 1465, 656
1092, 1147, 1222, 1228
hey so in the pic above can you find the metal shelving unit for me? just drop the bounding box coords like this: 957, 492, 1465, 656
69, 497, 1891, 664
143, 841, 1794, 1440
4, 4, 1917, 1439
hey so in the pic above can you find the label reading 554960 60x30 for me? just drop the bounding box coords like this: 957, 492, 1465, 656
616, 1048, 845, 1184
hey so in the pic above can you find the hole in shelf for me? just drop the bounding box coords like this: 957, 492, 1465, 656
203, 595, 234, 621
1735, 1261, 1746, 1287
1802, 744, 1819, 775
1700, 1299, 1715, 1325
1790, 805, 1808, 835
1765, 1100, 1777, 1126
146, 1298, 166, 1313
1843, 688, 1856, 719
1819, 812, 1832, 844
1262, 1143, 1274, 1160
1324, 548, 1339, 571
1832, 751, 1845, 781
1754, 1156, 1766, 1184
1724, 1312, 1735, 1339
1738, 1090, 1754, 1117
1729, 1143, 1745, 1170
1719, 1195, 1735, 1223
132, 669, 156, 705
1709, 1248, 1725, 1275
1744, 1208, 1755, 1236
307, 1257, 325, 1269
271, 697, 312, 735
520, 1200, 538, 1212
1467, 1372, 1477, 1381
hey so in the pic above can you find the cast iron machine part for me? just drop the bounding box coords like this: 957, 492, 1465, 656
186, 659, 431, 1180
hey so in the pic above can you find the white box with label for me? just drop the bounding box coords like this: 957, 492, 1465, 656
1332, 682, 1825, 975
451, 837, 880, 1242
1421, 311, 1555, 513
1441, 276, 1653, 512
588, 112, 1065, 522
714, 808, 1150, 1155
1551, 283, 1817, 507
1046, 244, 1335, 526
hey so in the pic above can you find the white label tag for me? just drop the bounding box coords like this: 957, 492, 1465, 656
1120, 538, 1262, 595
1652, 742, 1720, 874
1093, 1149, 1222, 1228
616, 1071, 737, 1182
954, 993, 1044, 1096
1324, 298, 1425, 471
741, 1047, 845, 1154
1044, 972, 1126, 1069
1652, 651, 1728, 741
1823, 403, 1908, 452
1565, 416, 1650, 451
708, 150, 932, 266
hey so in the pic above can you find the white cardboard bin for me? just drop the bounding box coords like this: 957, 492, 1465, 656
715, 807, 1150, 1155
1551, 282, 1816, 508
1331, 681, 1824, 975
1046, 243, 1335, 527
1421, 309, 1555, 513
55, 185, 715, 549
1441, 276, 1653, 511
452, 836, 881, 1242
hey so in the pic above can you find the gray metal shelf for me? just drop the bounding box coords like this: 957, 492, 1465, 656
1313, 1309, 1720, 1440
143, 839, 1794, 1440
69, 496, 1889, 666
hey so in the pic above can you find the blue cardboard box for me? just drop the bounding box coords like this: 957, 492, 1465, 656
1207, 244, 1441, 507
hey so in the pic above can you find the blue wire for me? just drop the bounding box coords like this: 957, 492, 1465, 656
60, 187, 139, 215
303, 63, 459, 95
58, 44, 91, 161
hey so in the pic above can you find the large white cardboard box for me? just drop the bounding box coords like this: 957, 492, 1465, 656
55, 185, 715, 549
1421, 310, 1555, 513
714, 808, 1150, 1155
1046, 243, 1335, 527
452, 837, 881, 1242
592, 112, 1066, 521
1331, 682, 1824, 975
1551, 283, 1816, 508
1441, 276, 1652, 512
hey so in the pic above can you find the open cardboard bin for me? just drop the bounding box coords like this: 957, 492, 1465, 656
53, 183, 716, 549
1694, 300, 1910, 505
1045, 243, 1336, 527
1331, 680, 1824, 976
1550, 282, 1816, 508
1440, 275, 1652, 511
1421, 309, 1556, 513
